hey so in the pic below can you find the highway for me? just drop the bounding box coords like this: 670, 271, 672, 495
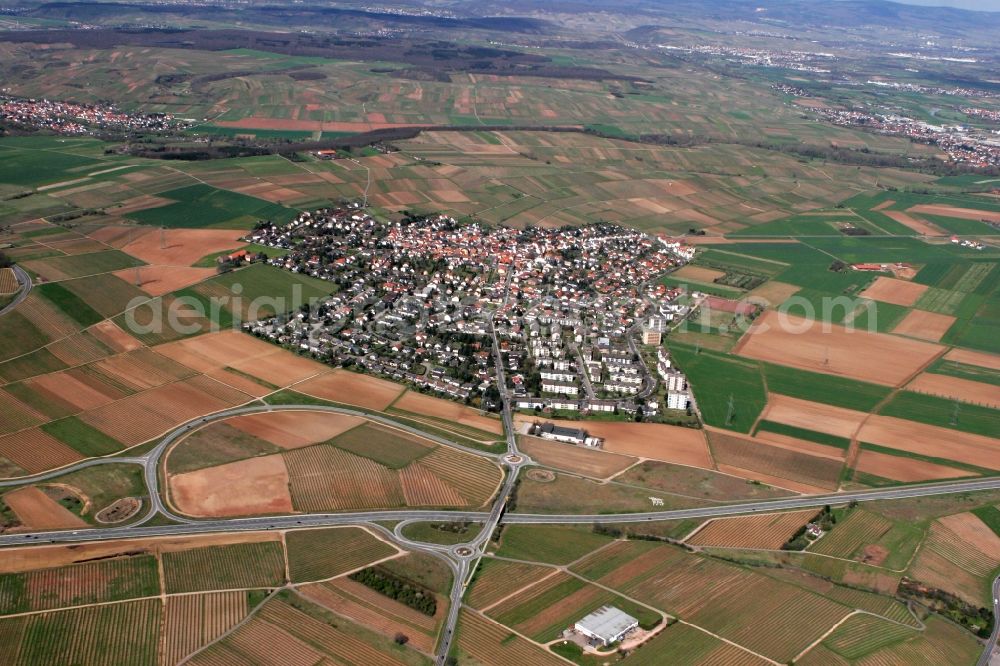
0, 265, 32, 317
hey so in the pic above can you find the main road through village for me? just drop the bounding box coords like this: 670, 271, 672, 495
2, 270, 1000, 661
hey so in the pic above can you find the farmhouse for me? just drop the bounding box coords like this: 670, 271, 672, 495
574, 606, 639, 647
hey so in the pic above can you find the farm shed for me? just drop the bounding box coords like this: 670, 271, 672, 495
574, 606, 638, 646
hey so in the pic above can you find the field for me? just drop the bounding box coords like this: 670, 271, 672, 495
286, 527, 399, 583
454, 609, 566, 666
295, 369, 406, 410
685, 510, 816, 549
573, 540, 852, 663
515, 435, 637, 479
467, 559, 556, 610
162, 541, 287, 593
0, 554, 159, 614
162, 591, 250, 666
908, 512, 1000, 606
707, 429, 844, 493
392, 390, 504, 436
485, 570, 660, 642
810, 509, 894, 559
495, 525, 614, 565
125, 184, 298, 229
170, 453, 294, 517
858, 276, 927, 306
513, 414, 711, 467
298, 577, 443, 654
892, 309, 957, 342
188, 594, 430, 666
0, 598, 161, 666
735, 311, 943, 387
168, 407, 502, 517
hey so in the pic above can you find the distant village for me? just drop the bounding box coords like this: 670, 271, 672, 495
0, 94, 183, 135
242, 208, 700, 424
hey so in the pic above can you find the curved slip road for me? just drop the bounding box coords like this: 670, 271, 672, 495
979, 575, 1000, 666
0, 265, 32, 317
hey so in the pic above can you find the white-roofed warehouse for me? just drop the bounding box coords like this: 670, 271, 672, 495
574, 606, 638, 646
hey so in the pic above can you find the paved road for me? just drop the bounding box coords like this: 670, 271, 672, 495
0, 265, 32, 317
978, 575, 1000, 666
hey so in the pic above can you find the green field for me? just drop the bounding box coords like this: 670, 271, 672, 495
23, 250, 141, 281
400, 521, 483, 546
0, 141, 108, 187
35, 282, 104, 327
41, 416, 125, 457
495, 524, 613, 565
761, 362, 891, 412
126, 184, 299, 228
327, 423, 431, 469
755, 420, 851, 449
879, 391, 999, 437
670, 345, 767, 432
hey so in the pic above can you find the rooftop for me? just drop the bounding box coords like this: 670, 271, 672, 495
575, 606, 638, 642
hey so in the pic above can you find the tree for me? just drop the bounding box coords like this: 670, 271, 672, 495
394, 633, 409, 645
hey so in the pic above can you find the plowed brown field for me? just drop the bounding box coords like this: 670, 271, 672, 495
515, 415, 711, 468
891, 310, 956, 342
170, 454, 292, 517
906, 372, 1000, 409
227, 410, 365, 449
944, 348, 1000, 371
3, 486, 87, 529
855, 449, 976, 483
295, 370, 405, 410
393, 390, 503, 434
759, 394, 867, 439
858, 277, 927, 307
517, 435, 637, 478
114, 265, 215, 295
735, 311, 943, 386
858, 415, 1000, 471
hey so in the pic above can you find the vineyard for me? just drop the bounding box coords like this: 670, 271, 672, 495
162, 542, 286, 593
284, 444, 405, 511
298, 578, 439, 654
569, 540, 662, 582
708, 431, 843, 490
0, 555, 159, 615
0, 428, 83, 475
161, 591, 249, 665
595, 544, 851, 663
810, 509, 894, 558
399, 464, 465, 506
822, 586, 920, 628
625, 622, 770, 666
410, 446, 502, 506
685, 510, 816, 549
488, 571, 659, 642
286, 527, 399, 583
908, 519, 1000, 605
455, 609, 566, 666
467, 559, 555, 609
0, 598, 161, 666
822, 613, 917, 660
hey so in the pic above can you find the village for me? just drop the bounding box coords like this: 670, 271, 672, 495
0, 94, 183, 135
242, 207, 700, 430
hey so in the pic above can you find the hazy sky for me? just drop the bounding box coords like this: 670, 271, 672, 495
891, 0, 1000, 10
